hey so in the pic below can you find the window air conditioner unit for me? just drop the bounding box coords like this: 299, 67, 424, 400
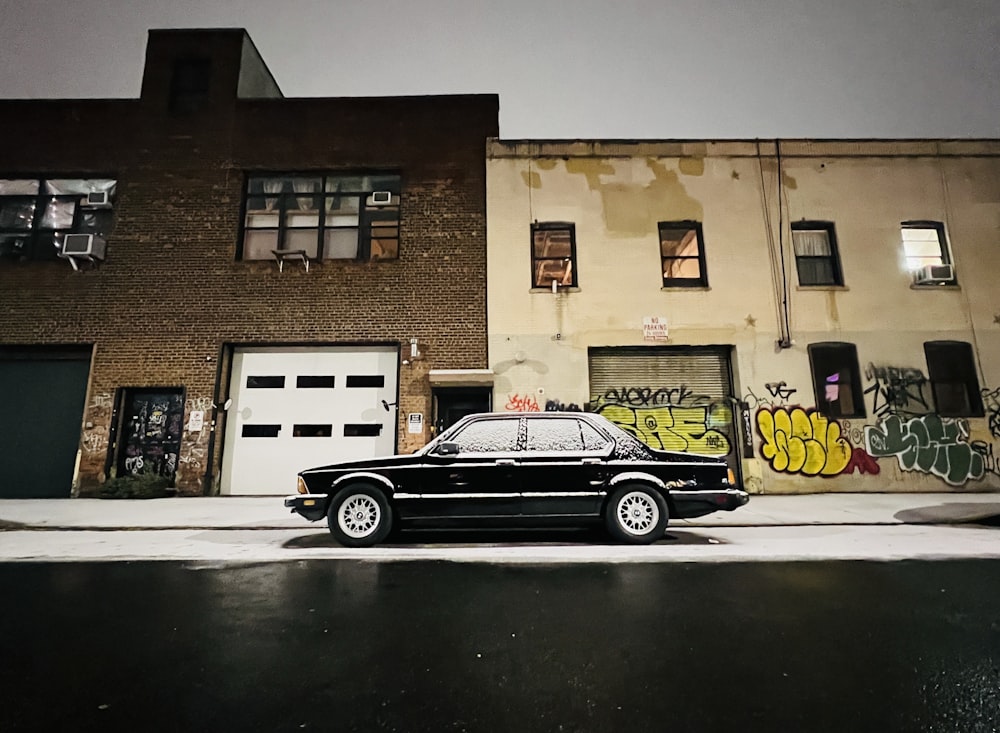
59, 234, 106, 260
914, 264, 954, 284
82, 191, 111, 208
371, 190, 392, 205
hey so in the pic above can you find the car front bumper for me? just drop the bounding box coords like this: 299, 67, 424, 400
670, 488, 750, 519
284, 494, 329, 522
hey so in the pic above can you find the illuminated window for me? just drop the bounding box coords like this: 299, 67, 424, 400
902, 221, 952, 281
531, 222, 577, 289
241, 173, 400, 263
659, 221, 707, 287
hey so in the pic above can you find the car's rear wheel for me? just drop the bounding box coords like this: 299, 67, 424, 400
605, 484, 668, 544
327, 485, 393, 547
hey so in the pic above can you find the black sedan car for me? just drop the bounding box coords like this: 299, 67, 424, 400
285, 411, 748, 546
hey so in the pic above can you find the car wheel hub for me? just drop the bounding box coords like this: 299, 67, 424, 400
617, 491, 658, 535
338, 494, 381, 538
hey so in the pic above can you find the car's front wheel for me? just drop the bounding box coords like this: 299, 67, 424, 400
327, 485, 393, 547
605, 484, 668, 544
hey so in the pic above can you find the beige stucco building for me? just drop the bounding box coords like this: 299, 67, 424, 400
486, 139, 1000, 494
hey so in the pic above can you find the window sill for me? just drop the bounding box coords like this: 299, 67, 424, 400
910, 282, 959, 290
660, 285, 710, 291
530, 287, 580, 294
796, 285, 850, 291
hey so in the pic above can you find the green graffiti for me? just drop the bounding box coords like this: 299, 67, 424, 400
864, 414, 984, 486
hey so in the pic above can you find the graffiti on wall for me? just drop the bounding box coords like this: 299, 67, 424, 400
544, 399, 582, 412
971, 441, 1000, 478
593, 386, 733, 456
596, 386, 712, 407
864, 414, 984, 486
505, 393, 541, 412
864, 364, 930, 419
982, 387, 1000, 439
756, 406, 853, 476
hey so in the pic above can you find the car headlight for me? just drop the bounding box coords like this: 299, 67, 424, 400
297, 476, 309, 494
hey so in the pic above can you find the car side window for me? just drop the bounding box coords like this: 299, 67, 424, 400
449, 419, 520, 453
526, 418, 584, 451
579, 421, 612, 451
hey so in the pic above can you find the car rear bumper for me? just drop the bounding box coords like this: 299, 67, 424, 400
284, 494, 329, 522
670, 488, 750, 519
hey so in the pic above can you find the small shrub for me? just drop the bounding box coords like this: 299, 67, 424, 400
99, 472, 173, 499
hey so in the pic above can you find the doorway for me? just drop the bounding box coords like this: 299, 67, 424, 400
432, 387, 492, 436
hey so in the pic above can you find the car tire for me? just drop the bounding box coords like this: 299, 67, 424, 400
327, 484, 393, 548
604, 484, 668, 544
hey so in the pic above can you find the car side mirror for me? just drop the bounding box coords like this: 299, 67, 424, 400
435, 442, 461, 456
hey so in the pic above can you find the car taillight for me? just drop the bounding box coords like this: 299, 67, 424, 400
727, 468, 736, 486
297, 476, 308, 494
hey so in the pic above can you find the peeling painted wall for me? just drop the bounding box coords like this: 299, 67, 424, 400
487, 139, 1000, 493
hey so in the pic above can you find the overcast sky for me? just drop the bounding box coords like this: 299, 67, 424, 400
1, 0, 998, 139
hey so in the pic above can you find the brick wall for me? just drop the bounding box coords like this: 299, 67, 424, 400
0, 32, 498, 494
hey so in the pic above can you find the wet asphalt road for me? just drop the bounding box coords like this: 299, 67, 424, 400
2, 560, 999, 733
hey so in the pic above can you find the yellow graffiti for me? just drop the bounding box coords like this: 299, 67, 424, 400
598, 403, 732, 456
756, 407, 851, 476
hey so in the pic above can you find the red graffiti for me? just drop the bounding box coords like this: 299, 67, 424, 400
842, 447, 881, 475
505, 393, 541, 412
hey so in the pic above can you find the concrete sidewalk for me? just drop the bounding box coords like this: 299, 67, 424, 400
1, 492, 999, 530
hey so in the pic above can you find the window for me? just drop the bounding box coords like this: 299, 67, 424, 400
924, 341, 983, 417
531, 222, 576, 288
659, 221, 707, 287
524, 417, 612, 452
902, 221, 953, 281
169, 58, 211, 114
241, 173, 400, 263
450, 418, 520, 453
0, 178, 115, 261
345, 375, 385, 388
808, 342, 865, 418
792, 221, 843, 286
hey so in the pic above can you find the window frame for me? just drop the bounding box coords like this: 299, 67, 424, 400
168, 57, 212, 115
0, 177, 115, 261
901, 220, 954, 282
923, 341, 984, 417
530, 221, 578, 289
658, 220, 708, 288
807, 342, 866, 419
238, 172, 401, 264
791, 220, 843, 287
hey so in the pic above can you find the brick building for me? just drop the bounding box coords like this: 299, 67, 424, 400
0, 29, 498, 497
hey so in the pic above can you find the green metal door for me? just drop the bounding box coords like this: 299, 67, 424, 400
0, 348, 91, 498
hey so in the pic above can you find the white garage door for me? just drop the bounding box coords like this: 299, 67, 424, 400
221, 346, 399, 495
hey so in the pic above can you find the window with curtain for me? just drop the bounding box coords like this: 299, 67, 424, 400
791, 221, 843, 286
0, 178, 116, 261
241, 173, 400, 263
659, 221, 707, 287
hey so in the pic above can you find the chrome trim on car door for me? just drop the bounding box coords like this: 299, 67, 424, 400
394, 492, 522, 500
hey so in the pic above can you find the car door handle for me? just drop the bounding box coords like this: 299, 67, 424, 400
582, 458, 601, 465
495, 459, 516, 466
